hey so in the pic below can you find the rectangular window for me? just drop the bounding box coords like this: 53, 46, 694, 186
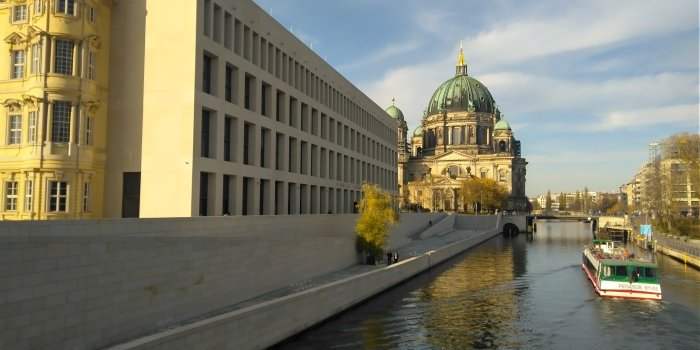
243, 122, 255, 165
203, 54, 213, 94
84, 115, 93, 145
86, 51, 96, 80
12, 5, 28, 22
261, 82, 271, 117
82, 182, 90, 212
199, 173, 209, 216
8, 115, 22, 145
28, 111, 37, 144
34, 0, 43, 14
24, 180, 33, 211
5, 181, 18, 211
244, 74, 255, 110
260, 127, 270, 168
11, 50, 25, 79
225, 64, 237, 103
48, 181, 67, 212
224, 12, 232, 49
88, 6, 96, 23
51, 101, 71, 143
54, 39, 74, 75
203, 0, 211, 36
30, 44, 41, 74
201, 109, 215, 158
56, 0, 75, 16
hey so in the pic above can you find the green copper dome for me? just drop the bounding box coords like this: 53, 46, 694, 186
413, 126, 423, 137
426, 74, 495, 115
494, 119, 511, 130
385, 104, 404, 121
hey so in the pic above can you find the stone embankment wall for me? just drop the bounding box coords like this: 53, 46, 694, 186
0, 213, 439, 350
109, 214, 528, 350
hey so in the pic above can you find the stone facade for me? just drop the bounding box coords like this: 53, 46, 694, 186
391, 48, 528, 212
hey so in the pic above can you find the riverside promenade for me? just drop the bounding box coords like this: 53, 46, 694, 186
652, 235, 700, 269
107, 214, 524, 350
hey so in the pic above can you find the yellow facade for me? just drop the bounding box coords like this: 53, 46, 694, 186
0, 0, 110, 220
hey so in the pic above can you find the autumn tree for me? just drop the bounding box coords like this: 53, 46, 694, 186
572, 191, 582, 212
355, 183, 398, 262
460, 177, 508, 214
545, 190, 552, 211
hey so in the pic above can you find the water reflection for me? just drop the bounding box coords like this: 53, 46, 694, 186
274, 221, 700, 350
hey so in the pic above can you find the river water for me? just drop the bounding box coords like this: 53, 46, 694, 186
273, 220, 700, 349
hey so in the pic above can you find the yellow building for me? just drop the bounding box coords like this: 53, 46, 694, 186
1, 0, 398, 220
0, 0, 110, 219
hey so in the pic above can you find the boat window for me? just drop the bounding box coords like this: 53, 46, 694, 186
614, 266, 627, 277
644, 268, 656, 278
603, 266, 612, 277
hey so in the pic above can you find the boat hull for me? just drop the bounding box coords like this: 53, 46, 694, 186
581, 262, 662, 300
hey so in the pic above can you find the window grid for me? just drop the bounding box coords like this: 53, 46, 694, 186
87, 51, 96, 80
11, 50, 25, 79
8, 115, 22, 145
48, 181, 67, 212
82, 182, 90, 212
5, 182, 18, 211
12, 5, 27, 22
84, 116, 93, 145
51, 101, 70, 143
56, 0, 75, 16
31, 44, 41, 74
24, 180, 33, 211
34, 0, 43, 14
54, 40, 74, 75
28, 111, 37, 144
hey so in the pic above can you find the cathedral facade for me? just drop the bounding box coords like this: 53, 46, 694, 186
387, 48, 528, 212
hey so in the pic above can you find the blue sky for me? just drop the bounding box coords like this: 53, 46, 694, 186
256, 0, 699, 196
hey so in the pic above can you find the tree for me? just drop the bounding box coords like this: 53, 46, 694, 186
558, 192, 567, 211
355, 183, 397, 262
531, 199, 541, 211
583, 186, 590, 213
460, 177, 508, 214
545, 190, 552, 211
572, 191, 582, 212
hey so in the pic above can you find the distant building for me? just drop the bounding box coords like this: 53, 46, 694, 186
0, 0, 397, 219
391, 46, 528, 212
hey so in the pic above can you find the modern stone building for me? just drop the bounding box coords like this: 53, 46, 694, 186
0, 0, 398, 219
390, 47, 528, 212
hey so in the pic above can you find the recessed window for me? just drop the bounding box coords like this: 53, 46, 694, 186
30, 44, 41, 74
82, 182, 90, 212
54, 39, 74, 75
28, 111, 37, 144
34, 0, 43, 14
88, 6, 96, 23
84, 115, 93, 145
56, 0, 76, 16
11, 50, 25, 79
86, 51, 96, 80
48, 181, 68, 212
24, 180, 33, 211
5, 181, 18, 211
51, 101, 71, 143
7, 114, 22, 145
12, 5, 28, 23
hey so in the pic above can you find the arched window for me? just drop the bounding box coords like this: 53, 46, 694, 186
499, 140, 507, 152
447, 165, 460, 179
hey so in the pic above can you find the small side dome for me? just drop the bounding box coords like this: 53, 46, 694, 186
413, 126, 423, 137
494, 119, 511, 131
385, 98, 405, 121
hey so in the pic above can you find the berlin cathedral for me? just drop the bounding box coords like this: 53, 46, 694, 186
387, 46, 529, 212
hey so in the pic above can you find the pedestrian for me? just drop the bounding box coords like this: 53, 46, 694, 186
429, 220, 432, 226
393, 252, 399, 263
387, 251, 393, 265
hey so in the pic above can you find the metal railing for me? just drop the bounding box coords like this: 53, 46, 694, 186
654, 236, 700, 257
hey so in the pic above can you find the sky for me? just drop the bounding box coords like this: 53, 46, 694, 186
255, 0, 699, 196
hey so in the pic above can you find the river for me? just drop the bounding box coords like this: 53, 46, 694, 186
273, 220, 700, 349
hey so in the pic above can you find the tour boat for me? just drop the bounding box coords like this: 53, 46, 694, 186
581, 239, 662, 300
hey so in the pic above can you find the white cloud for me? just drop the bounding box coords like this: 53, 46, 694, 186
339, 41, 422, 71
586, 104, 699, 131
464, 0, 698, 69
